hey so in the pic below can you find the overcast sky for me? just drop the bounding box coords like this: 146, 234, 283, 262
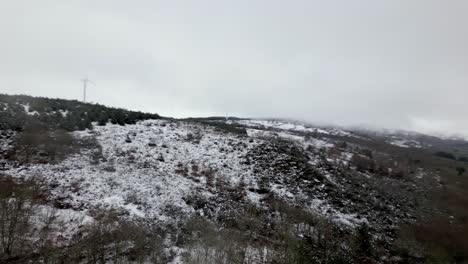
1, 1, 467, 137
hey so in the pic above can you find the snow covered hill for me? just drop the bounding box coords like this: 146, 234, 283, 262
0, 118, 436, 259
1, 96, 467, 263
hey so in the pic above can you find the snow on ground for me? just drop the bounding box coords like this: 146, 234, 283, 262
0, 102, 8, 111
21, 103, 39, 116
6, 120, 260, 223
237, 119, 355, 137
3, 118, 369, 237
21, 103, 30, 113
246, 128, 335, 151
30, 205, 93, 245
309, 199, 367, 227
390, 140, 410, 148
271, 184, 296, 200
238, 120, 311, 132
389, 137, 422, 148
59, 109, 69, 117
0, 130, 15, 154
246, 128, 306, 143
307, 138, 334, 149
415, 168, 426, 179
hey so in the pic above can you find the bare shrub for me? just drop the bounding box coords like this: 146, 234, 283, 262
9, 128, 81, 164
186, 129, 203, 144
396, 218, 468, 263
175, 162, 189, 176
182, 216, 248, 264
0, 176, 43, 260
191, 162, 200, 177
63, 212, 166, 263
351, 154, 376, 173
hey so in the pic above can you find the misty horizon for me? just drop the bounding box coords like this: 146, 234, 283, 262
2, 1, 467, 138
4, 92, 468, 141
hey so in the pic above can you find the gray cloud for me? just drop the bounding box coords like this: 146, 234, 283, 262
1, 0, 468, 137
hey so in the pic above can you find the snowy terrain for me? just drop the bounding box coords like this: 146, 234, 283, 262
6, 120, 257, 222
1, 111, 446, 263
3, 119, 373, 229
2, 94, 464, 263
234, 119, 356, 137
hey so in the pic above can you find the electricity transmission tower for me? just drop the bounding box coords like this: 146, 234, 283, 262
81, 78, 93, 102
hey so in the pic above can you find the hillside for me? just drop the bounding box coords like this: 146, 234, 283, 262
0, 94, 161, 131
1, 95, 467, 263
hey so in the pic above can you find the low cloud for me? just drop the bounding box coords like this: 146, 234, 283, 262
1, 0, 467, 137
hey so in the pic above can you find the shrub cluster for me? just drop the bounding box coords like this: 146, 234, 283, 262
0, 94, 160, 132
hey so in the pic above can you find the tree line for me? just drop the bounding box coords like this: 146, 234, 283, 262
0, 94, 161, 131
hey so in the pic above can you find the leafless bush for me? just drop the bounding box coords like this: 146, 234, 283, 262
0, 176, 43, 260
175, 162, 189, 176
186, 130, 203, 144
182, 216, 248, 264
351, 154, 376, 172
9, 128, 80, 164
191, 162, 200, 177
200, 166, 216, 179
62, 212, 167, 263
103, 163, 116, 172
